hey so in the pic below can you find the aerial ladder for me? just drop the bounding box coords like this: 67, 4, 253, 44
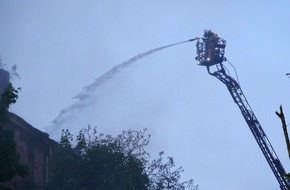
195, 30, 289, 190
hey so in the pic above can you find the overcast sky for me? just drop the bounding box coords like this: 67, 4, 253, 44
1, 1, 290, 189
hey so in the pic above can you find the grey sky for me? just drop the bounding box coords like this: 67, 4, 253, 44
1, 1, 290, 189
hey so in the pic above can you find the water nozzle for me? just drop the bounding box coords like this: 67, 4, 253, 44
189, 38, 198, 42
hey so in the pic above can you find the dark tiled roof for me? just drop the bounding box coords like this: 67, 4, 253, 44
7, 112, 58, 146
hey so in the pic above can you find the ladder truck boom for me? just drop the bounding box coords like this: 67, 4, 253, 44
195, 30, 289, 190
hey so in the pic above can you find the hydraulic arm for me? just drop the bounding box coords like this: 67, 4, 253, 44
195, 30, 289, 190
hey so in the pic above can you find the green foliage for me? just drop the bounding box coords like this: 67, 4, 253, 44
48, 126, 199, 190
0, 129, 28, 182
0, 84, 20, 124
48, 127, 149, 190
147, 152, 198, 190
0, 84, 27, 183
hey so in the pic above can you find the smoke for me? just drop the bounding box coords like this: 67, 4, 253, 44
47, 40, 192, 136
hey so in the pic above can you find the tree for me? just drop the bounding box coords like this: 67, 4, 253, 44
48, 126, 199, 190
0, 84, 27, 184
147, 152, 197, 190
0, 84, 19, 124
48, 128, 149, 190
0, 128, 27, 182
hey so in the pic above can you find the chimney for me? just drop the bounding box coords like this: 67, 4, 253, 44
0, 68, 10, 95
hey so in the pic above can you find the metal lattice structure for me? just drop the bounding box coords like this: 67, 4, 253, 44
196, 30, 289, 190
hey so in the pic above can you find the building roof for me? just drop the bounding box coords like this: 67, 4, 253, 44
7, 112, 58, 146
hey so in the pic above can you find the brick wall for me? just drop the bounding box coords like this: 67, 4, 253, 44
1, 113, 57, 189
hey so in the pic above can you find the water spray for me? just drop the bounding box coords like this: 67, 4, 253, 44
48, 38, 198, 135
75, 38, 198, 100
